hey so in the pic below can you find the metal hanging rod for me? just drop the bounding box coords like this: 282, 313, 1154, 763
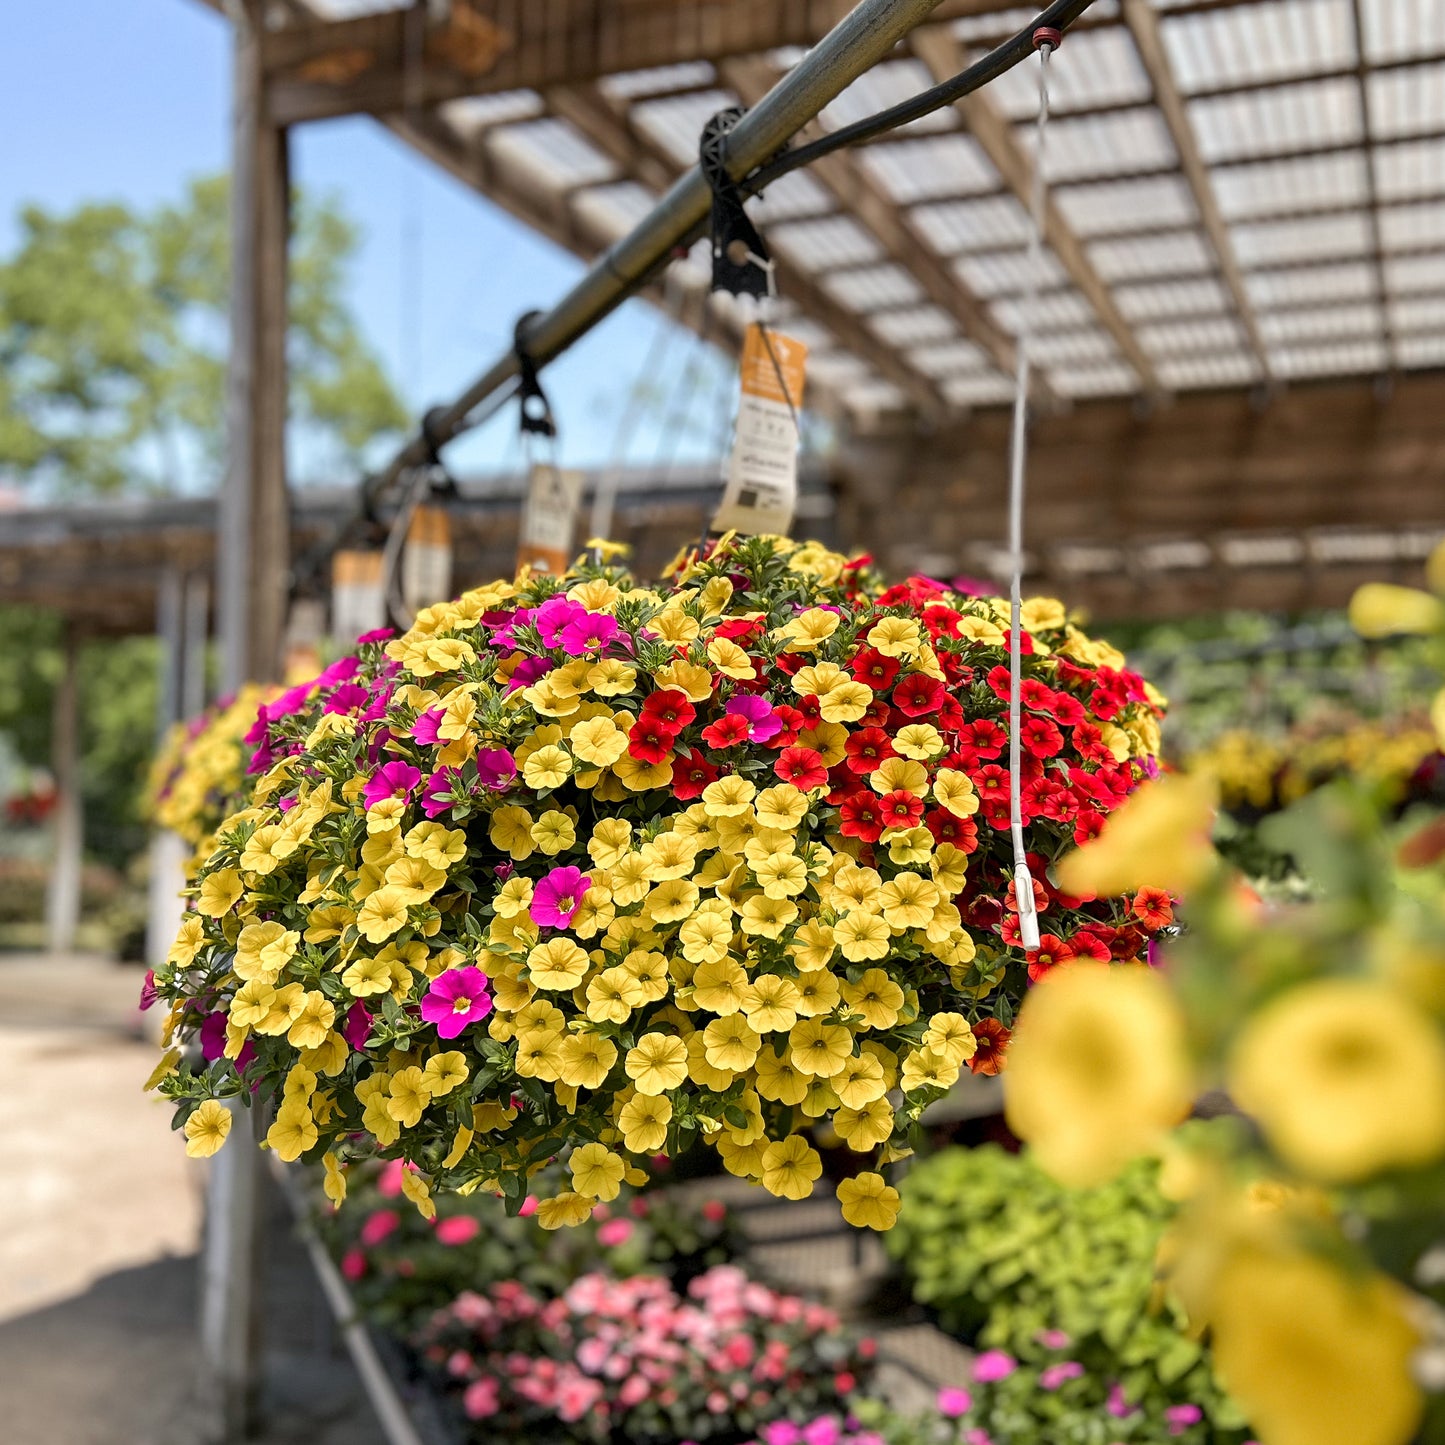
359, 0, 1097, 521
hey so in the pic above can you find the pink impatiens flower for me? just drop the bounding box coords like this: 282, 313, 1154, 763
1039, 1361, 1084, 1391
937, 1386, 973, 1418
971, 1351, 1017, 1383
421, 966, 493, 1039
530, 866, 591, 929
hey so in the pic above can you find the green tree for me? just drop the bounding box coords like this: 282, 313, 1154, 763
0, 174, 408, 495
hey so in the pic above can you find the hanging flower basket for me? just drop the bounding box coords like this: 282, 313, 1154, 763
149, 535, 1167, 1229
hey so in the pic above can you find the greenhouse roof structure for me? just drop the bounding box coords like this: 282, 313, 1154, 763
227, 0, 1445, 422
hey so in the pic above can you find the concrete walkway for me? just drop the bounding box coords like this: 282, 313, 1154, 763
0, 952, 384, 1445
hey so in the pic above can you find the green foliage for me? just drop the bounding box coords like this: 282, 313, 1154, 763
887, 1143, 1248, 1437
0, 174, 407, 495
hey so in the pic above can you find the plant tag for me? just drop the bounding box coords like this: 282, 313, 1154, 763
518, 462, 584, 575
712, 323, 807, 538
402, 505, 453, 615
331, 549, 386, 642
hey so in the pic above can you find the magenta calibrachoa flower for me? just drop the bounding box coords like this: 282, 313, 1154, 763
421, 967, 493, 1039
529, 866, 591, 929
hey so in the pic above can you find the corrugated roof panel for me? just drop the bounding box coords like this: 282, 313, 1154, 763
1395, 332, 1445, 367
953, 6, 1051, 41
1385, 252, 1445, 292
908, 195, 1031, 255
942, 373, 1017, 407
1055, 175, 1198, 235
772, 317, 835, 354
1368, 64, 1445, 140
1088, 229, 1215, 281
821, 59, 956, 136
1390, 293, 1445, 331
1245, 260, 1376, 305
1189, 78, 1362, 162
1137, 317, 1248, 355
772, 215, 884, 270
986, 26, 1151, 121
807, 352, 875, 387
910, 339, 992, 378
1361, 0, 1445, 64
440, 92, 544, 131
991, 290, 1099, 331
1113, 275, 1233, 319
859, 136, 999, 205
631, 89, 740, 167
822, 264, 924, 312
1273, 338, 1388, 376
1232, 210, 1373, 265
1050, 361, 1140, 397
954, 248, 1069, 297
1032, 111, 1178, 182
1380, 198, 1445, 250
1374, 135, 1445, 200
488, 118, 617, 189
1211, 151, 1369, 218
1028, 327, 1119, 365
571, 181, 657, 239
1156, 352, 1262, 389
599, 62, 716, 100
868, 306, 959, 347
1259, 303, 1383, 341
748, 168, 834, 223
1160, 0, 1355, 94
845, 379, 911, 417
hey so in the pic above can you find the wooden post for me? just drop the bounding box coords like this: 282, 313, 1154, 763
203, 1, 290, 1438
44, 628, 82, 955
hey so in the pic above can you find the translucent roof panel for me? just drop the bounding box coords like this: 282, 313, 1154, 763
1211, 151, 1370, 219
1028, 327, 1119, 365
954, 247, 1069, 298
859, 136, 999, 205
1160, 0, 1356, 93
630, 90, 740, 168
1050, 361, 1140, 398
942, 373, 1018, 407
1367, 64, 1445, 140
1189, 78, 1362, 162
1386, 253, 1445, 292
867, 305, 959, 347
1156, 352, 1262, 389
1259, 303, 1383, 342
1113, 275, 1233, 320
1054, 175, 1199, 236
1361, 0, 1445, 63
599, 62, 717, 101
821, 264, 924, 313
488, 119, 617, 190
1272, 338, 1389, 376
1245, 260, 1376, 306
991, 290, 1099, 332
1395, 332, 1445, 366
821, 59, 957, 137
1232, 210, 1374, 266
440, 92, 545, 133
748, 168, 834, 223
1136, 316, 1249, 356
1390, 293, 1445, 332
771, 215, 884, 271
1032, 110, 1178, 182
985, 26, 1151, 121
1374, 136, 1445, 200
571, 182, 657, 240
910, 339, 993, 378
908, 195, 1031, 255
1087, 229, 1215, 281
1380, 199, 1445, 251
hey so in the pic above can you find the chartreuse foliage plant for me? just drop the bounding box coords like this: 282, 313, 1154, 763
886, 1142, 1247, 1441
147, 534, 1169, 1230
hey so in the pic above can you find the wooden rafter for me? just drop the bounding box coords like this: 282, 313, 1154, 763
910, 24, 1166, 398
718, 55, 1063, 411
542, 81, 953, 418
1119, 0, 1271, 382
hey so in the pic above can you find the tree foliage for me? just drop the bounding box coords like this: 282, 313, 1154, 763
0, 174, 408, 495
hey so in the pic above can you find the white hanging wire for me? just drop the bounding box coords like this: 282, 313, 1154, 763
1006, 37, 1055, 955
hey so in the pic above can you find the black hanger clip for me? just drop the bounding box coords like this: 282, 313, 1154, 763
513, 311, 557, 439
700, 109, 773, 301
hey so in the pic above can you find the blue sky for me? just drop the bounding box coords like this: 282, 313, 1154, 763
0, 0, 734, 479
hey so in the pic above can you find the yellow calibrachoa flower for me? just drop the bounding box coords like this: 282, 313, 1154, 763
836, 1172, 900, 1230
570, 1142, 626, 1202
184, 1099, 233, 1158
1229, 979, 1445, 1182
760, 1135, 823, 1200
625, 1033, 688, 1095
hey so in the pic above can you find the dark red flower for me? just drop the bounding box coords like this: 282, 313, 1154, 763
935, 694, 966, 733
925, 808, 979, 854
1020, 715, 1065, 759
844, 727, 895, 775
1072, 809, 1108, 846
862, 696, 894, 728
641, 689, 695, 733
958, 719, 1007, 758
700, 714, 751, 749
968, 1018, 1011, 1076
775, 746, 827, 790
893, 673, 946, 717
986, 665, 1014, 701
627, 716, 675, 765
671, 749, 719, 800
839, 792, 886, 843
974, 764, 1010, 807
1020, 678, 1058, 712
796, 694, 823, 727
1069, 929, 1113, 961
1048, 691, 1087, 727
1071, 722, 1115, 767
1132, 887, 1174, 930
849, 647, 900, 690
922, 604, 963, 639
878, 789, 924, 830
768, 704, 806, 748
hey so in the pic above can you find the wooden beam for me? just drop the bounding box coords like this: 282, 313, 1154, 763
719, 55, 1063, 411
1119, 0, 1271, 382
911, 23, 1166, 398
542, 81, 952, 418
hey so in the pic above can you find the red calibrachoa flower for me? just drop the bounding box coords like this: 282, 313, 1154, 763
968, 1018, 1011, 1076
768, 704, 806, 748
893, 673, 945, 717
671, 749, 718, 800
1131, 887, 1174, 930
1025, 933, 1075, 983
878, 789, 924, 830
700, 713, 752, 749
641, 689, 696, 733
850, 647, 900, 690
628, 715, 676, 765
844, 727, 895, 775
1020, 715, 1065, 759
839, 792, 886, 843
775, 746, 827, 790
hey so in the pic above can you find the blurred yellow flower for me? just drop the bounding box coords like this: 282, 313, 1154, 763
1349, 581, 1444, 638
1006, 962, 1193, 1187
1229, 979, 1445, 1182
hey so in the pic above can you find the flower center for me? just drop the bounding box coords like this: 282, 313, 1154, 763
452, 996, 473, 1014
